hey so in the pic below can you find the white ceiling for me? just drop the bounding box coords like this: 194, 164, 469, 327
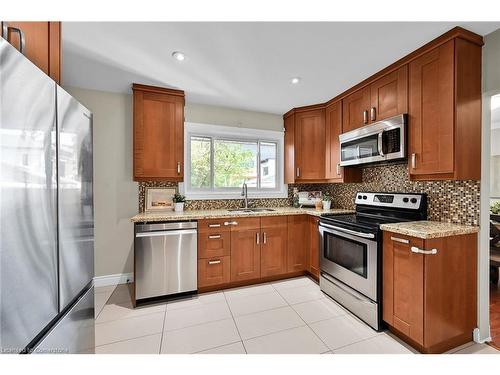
62, 22, 500, 114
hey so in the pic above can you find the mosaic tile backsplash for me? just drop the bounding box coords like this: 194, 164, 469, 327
138, 162, 480, 226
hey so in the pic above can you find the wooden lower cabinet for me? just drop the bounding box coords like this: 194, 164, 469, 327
260, 217, 288, 277
309, 217, 320, 278
383, 231, 477, 353
198, 256, 231, 288
287, 215, 309, 272
230, 218, 261, 282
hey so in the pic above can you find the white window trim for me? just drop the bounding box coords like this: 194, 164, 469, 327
180, 122, 287, 200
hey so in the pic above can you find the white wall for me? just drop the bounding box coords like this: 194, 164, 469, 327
64, 86, 283, 277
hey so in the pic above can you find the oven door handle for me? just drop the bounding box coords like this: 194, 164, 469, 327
319, 222, 375, 239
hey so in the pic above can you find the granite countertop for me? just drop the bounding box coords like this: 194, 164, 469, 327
380, 221, 480, 239
131, 207, 353, 223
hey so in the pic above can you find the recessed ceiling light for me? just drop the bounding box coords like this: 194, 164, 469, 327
291, 77, 301, 85
172, 51, 186, 61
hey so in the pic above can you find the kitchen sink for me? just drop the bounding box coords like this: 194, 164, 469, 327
227, 208, 275, 213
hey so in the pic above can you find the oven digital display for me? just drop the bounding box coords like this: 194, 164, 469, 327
374, 194, 394, 203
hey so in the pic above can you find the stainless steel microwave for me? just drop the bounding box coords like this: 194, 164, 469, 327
339, 114, 407, 167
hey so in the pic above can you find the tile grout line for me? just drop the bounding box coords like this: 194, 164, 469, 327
223, 291, 247, 354
158, 304, 168, 354
95, 332, 164, 350
96, 308, 166, 325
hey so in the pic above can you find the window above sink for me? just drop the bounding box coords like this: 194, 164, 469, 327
180, 123, 288, 200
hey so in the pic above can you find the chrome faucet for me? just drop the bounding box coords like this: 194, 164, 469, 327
241, 181, 249, 209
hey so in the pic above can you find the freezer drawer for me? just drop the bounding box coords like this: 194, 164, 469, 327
135, 222, 197, 300
33, 286, 95, 354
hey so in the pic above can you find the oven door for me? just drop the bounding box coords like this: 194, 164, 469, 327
319, 222, 378, 301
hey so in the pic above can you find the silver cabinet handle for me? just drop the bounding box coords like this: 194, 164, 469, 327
378, 132, 384, 156
3, 24, 26, 55
208, 234, 221, 239
224, 221, 238, 226
208, 224, 221, 228
411, 246, 438, 255
370, 107, 376, 121
411, 153, 417, 169
336, 163, 340, 176
391, 236, 409, 244
296, 167, 300, 177
208, 260, 221, 265
256, 232, 260, 245
263, 232, 267, 244
177, 162, 181, 174
363, 110, 368, 124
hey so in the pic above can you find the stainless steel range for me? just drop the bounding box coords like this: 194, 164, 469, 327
319, 192, 427, 330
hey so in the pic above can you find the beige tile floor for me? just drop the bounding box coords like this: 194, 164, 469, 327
94, 276, 500, 354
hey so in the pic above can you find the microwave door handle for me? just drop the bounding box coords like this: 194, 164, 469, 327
378, 132, 384, 157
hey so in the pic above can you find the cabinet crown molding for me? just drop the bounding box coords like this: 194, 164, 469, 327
132, 83, 185, 97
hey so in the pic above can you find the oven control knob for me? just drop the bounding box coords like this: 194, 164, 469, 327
410, 198, 418, 204
358, 195, 362, 200
362, 195, 367, 200
403, 197, 409, 203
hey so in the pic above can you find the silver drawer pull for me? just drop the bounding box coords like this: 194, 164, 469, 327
224, 221, 238, 226
411, 246, 438, 255
208, 260, 221, 265
208, 234, 221, 239
391, 236, 409, 244
256, 232, 260, 245
208, 224, 221, 228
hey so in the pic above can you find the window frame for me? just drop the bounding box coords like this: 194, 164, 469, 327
181, 122, 287, 200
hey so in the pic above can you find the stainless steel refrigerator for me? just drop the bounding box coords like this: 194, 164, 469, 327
0, 36, 95, 354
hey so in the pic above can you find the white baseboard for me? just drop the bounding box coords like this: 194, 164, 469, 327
93, 273, 134, 288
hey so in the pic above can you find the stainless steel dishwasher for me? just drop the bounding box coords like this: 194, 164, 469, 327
135, 222, 198, 302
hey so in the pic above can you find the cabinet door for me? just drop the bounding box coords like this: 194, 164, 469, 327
342, 87, 370, 132
309, 217, 320, 278
383, 232, 424, 345
294, 109, 326, 180
230, 219, 261, 282
408, 40, 454, 177
133, 88, 184, 180
284, 114, 295, 184
1, 21, 61, 83
370, 66, 408, 122
260, 217, 288, 277
325, 101, 343, 181
287, 215, 309, 272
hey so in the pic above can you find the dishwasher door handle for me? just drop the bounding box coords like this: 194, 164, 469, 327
136, 229, 198, 238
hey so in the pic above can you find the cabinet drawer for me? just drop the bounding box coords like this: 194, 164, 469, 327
198, 256, 231, 288
198, 231, 231, 259
198, 219, 232, 233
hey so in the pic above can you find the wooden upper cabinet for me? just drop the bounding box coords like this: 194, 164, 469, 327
342, 86, 370, 132
287, 215, 309, 272
133, 84, 185, 181
1, 21, 61, 83
408, 38, 481, 180
284, 113, 295, 184
260, 217, 288, 277
294, 108, 326, 181
370, 65, 408, 122
230, 218, 261, 282
325, 101, 362, 183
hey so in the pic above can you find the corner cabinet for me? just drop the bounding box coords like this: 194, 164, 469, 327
1, 21, 61, 83
382, 231, 477, 353
408, 38, 482, 180
284, 104, 361, 184
133, 84, 185, 181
